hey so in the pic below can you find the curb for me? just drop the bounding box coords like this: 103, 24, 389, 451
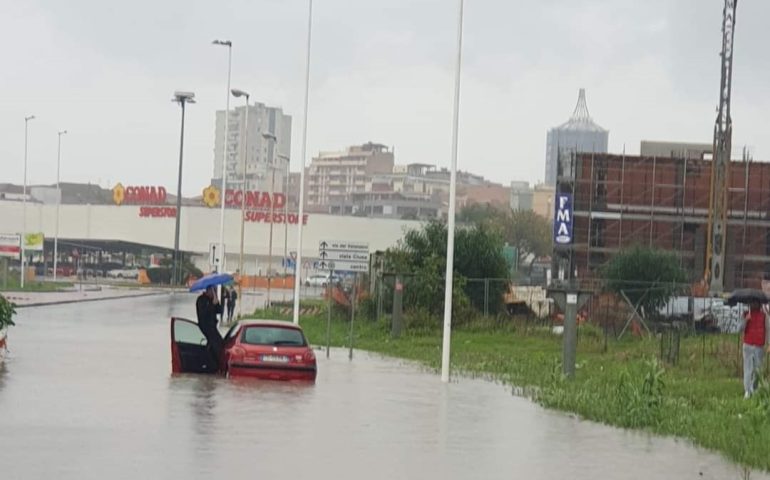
11, 291, 170, 308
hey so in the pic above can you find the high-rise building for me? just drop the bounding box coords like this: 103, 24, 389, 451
544, 89, 608, 186
306, 142, 394, 211
212, 102, 292, 193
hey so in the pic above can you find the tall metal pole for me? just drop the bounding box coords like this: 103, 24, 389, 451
292, 0, 313, 325
283, 160, 289, 302
172, 93, 195, 283
21, 115, 34, 289
54, 130, 67, 282
237, 95, 250, 319
267, 166, 276, 307
214, 40, 233, 274
440, 0, 465, 383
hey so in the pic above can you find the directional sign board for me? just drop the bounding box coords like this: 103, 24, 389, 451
0, 234, 21, 258
318, 240, 369, 273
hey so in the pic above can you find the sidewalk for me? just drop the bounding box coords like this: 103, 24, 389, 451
1, 286, 169, 308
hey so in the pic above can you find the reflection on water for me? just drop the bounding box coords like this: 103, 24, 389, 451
0, 294, 766, 480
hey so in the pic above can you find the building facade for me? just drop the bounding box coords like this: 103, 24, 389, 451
544, 89, 609, 186
212, 103, 292, 194
640, 140, 712, 159
458, 184, 511, 210
306, 142, 394, 211
509, 181, 533, 211
532, 184, 555, 219
553, 152, 770, 291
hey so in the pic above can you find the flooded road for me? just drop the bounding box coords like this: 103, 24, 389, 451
0, 294, 765, 479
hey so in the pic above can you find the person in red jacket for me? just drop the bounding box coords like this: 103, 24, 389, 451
741, 301, 770, 398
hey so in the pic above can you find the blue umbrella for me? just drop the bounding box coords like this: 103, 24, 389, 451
189, 272, 235, 292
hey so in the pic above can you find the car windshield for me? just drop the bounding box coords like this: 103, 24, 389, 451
241, 326, 306, 346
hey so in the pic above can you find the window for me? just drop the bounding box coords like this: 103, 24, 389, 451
173, 320, 206, 346
223, 324, 241, 343
241, 326, 306, 346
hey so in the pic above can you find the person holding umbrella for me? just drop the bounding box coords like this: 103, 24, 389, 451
190, 272, 234, 370
730, 289, 770, 398
196, 286, 224, 368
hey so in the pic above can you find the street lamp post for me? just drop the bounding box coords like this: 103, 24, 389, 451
282, 156, 290, 302
172, 91, 196, 285
440, 0, 465, 383
21, 115, 35, 289
231, 88, 250, 319
212, 39, 232, 275
292, 0, 313, 325
262, 132, 278, 308
53, 130, 68, 282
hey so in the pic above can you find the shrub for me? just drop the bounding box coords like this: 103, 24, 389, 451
146, 267, 172, 285
0, 294, 16, 329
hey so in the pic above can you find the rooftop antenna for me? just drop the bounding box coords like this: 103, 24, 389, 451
571, 88, 591, 121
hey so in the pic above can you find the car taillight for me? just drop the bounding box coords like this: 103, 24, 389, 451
304, 350, 316, 362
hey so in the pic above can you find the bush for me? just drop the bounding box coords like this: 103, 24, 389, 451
383, 219, 509, 318
603, 246, 687, 317
404, 308, 440, 333
146, 267, 172, 285
0, 294, 16, 329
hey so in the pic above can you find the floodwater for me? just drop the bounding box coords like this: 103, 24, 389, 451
0, 294, 765, 480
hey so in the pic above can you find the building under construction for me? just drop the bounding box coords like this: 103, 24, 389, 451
553, 151, 770, 291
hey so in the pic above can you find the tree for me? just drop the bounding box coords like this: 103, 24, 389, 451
459, 204, 552, 272
0, 294, 16, 330
383, 219, 509, 317
602, 246, 687, 317
503, 209, 552, 270
458, 203, 505, 225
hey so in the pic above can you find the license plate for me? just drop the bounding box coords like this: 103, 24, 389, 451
261, 354, 289, 363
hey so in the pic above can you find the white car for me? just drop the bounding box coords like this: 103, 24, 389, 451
106, 267, 140, 279
304, 274, 341, 287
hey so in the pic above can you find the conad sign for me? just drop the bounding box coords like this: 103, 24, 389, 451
113, 184, 168, 206
225, 190, 285, 209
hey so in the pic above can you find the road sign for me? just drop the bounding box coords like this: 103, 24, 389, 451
0, 234, 20, 258
318, 250, 369, 263
282, 257, 296, 270
209, 243, 223, 268
317, 260, 368, 273
318, 240, 368, 252
318, 240, 369, 273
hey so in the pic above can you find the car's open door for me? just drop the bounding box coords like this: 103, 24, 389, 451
170, 317, 217, 374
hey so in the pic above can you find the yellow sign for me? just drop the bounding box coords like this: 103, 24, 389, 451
112, 183, 125, 206
202, 185, 221, 208
24, 232, 44, 251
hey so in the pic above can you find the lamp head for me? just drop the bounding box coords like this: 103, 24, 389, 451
231, 88, 250, 99
173, 91, 196, 104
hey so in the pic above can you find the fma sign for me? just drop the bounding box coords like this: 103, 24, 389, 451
553, 194, 573, 245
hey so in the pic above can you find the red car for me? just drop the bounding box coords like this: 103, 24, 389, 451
170, 318, 317, 381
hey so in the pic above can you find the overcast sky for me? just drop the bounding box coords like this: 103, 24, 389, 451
2, 0, 769, 196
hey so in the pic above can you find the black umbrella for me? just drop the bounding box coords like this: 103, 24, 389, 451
726, 288, 769, 307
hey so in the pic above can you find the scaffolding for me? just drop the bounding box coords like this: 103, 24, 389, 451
556, 152, 770, 290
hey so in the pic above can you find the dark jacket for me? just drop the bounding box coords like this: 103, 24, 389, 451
196, 293, 223, 331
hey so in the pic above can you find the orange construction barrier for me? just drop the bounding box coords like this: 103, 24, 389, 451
237, 276, 295, 290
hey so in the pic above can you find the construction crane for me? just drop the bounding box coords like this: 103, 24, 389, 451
705, 0, 738, 294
